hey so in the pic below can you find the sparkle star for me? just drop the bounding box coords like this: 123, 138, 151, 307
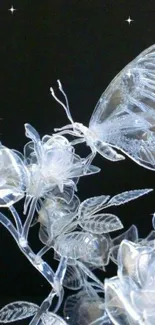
8, 6, 16, 14
125, 16, 134, 25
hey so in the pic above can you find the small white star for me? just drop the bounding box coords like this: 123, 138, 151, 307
8, 6, 16, 14
125, 16, 134, 25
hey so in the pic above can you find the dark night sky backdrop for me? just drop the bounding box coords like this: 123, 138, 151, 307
0, 0, 155, 322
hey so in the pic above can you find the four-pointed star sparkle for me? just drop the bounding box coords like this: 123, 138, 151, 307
7, 7, 135, 29
8, 6, 16, 14
125, 16, 134, 25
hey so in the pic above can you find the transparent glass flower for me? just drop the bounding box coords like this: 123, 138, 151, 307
24, 123, 100, 198
38, 194, 80, 245
0, 145, 28, 207
50, 189, 152, 268
105, 236, 155, 325
63, 283, 108, 325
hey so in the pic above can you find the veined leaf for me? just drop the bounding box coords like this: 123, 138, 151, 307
106, 189, 153, 207
78, 195, 110, 219
0, 301, 38, 323
79, 213, 123, 234
63, 265, 83, 290
54, 232, 95, 260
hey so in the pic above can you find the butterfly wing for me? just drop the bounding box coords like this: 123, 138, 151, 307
89, 45, 155, 170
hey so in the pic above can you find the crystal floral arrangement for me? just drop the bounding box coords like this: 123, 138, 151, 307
0, 44, 155, 325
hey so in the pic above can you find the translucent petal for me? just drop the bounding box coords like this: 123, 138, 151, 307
117, 240, 141, 285
48, 186, 74, 204
143, 258, 155, 290
39, 224, 50, 245
142, 230, 155, 243
89, 312, 113, 325
64, 291, 85, 325
24, 141, 37, 164
0, 147, 28, 191
110, 225, 138, 264
78, 298, 104, 325
118, 240, 155, 291
112, 225, 138, 247
137, 249, 153, 287
42, 134, 71, 149
81, 234, 110, 266
105, 277, 140, 325
41, 312, 68, 325
0, 187, 24, 207
64, 291, 104, 325
131, 289, 155, 316
38, 195, 79, 226
84, 164, 101, 175
38, 194, 79, 243
25, 123, 40, 142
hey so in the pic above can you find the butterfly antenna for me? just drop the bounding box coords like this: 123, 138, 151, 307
50, 80, 74, 124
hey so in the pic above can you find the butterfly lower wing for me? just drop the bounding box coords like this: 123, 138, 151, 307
94, 139, 125, 161
89, 44, 155, 170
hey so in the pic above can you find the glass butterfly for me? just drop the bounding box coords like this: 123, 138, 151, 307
50, 45, 155, 170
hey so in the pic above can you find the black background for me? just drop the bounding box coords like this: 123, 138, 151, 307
0, 0, 155, 323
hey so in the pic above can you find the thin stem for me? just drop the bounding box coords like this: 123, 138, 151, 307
19, 244, 55, 285
1, 197, 23, 235
78, 261, 104, 291
29, 290, 56, 325
85, 151, 96, 165
22, 197, 37, 240
82, 151, 96, 174
23, 195, 32, 215
9, 204, 23, 235
51, 257, 67, 313
0, 212, 19, 244
0, 211, 55, 286
52, 288, 64, 313
54, 257, 67, 287
37, 245, 52, 258
24, 123, 43, 163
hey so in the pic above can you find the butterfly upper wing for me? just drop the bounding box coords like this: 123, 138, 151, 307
89, 44, 155, 170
